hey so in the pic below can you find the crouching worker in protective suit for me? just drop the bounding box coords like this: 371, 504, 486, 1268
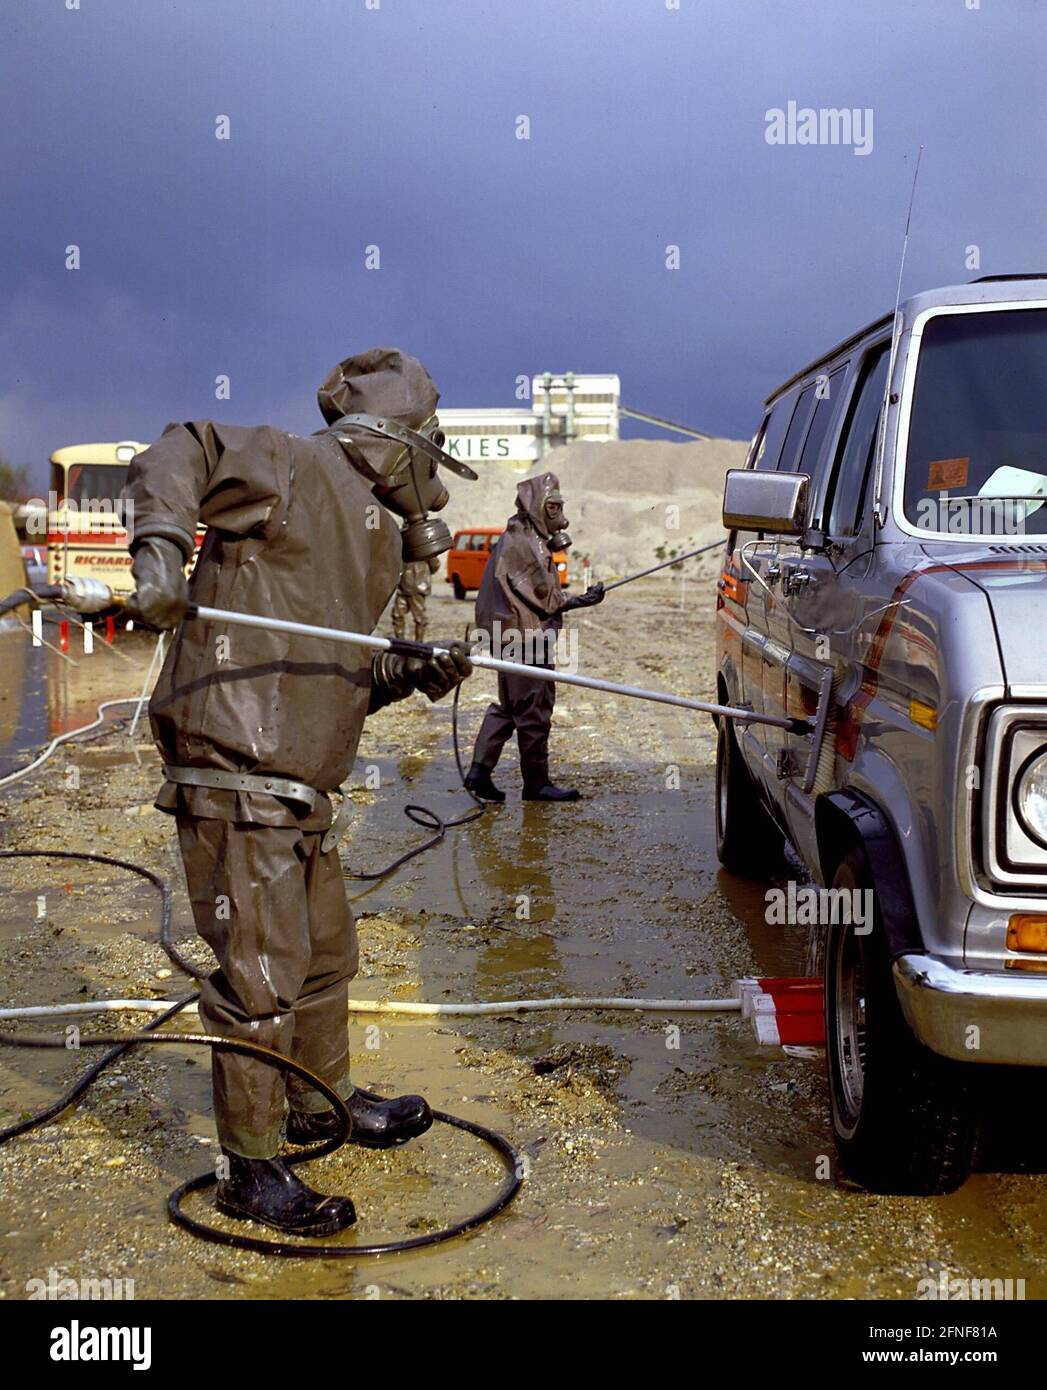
122, 348, 476, 1238
465, 472, 604, 803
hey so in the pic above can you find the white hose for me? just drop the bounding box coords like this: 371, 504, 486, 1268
0, 696, 142, 791
128, 632, 166, 739
353, 996, 742, 1016
0, 1000, 182, 1020
0, 995, 742, 1022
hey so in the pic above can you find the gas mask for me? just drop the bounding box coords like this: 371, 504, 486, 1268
542, 489, 572, 553
324, 412, 477, 562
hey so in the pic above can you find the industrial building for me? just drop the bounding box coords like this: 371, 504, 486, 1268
439, 372, 620, 469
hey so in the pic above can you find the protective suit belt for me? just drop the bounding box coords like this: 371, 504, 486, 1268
163, 764, 317, 811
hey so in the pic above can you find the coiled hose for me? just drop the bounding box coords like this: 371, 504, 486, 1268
0, 1010, 521, 1258
0, 825, 522, 1252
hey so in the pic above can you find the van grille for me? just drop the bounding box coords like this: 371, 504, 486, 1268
988, 543, 1047, 554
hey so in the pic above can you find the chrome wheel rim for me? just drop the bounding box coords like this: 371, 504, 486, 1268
716, 730, 728, 837
834, 923, 867, 1130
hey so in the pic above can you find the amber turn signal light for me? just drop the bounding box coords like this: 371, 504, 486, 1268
1007, 914, 1047, 953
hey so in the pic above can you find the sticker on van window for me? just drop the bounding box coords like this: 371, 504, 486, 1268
927, 457, 969, 490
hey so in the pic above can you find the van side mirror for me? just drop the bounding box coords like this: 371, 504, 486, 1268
722, 469, 809, 537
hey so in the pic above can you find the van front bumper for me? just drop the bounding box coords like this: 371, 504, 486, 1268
893, 953, 1047, 1066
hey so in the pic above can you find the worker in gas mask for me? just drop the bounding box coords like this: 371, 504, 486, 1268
122, 348, 474, 1239
465, 472, 604, 802
392, 555, 439, 642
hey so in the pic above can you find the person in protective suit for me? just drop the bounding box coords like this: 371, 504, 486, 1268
465, 472, 604, 802
392, 555, 439, 641
122, 348, 475, 1239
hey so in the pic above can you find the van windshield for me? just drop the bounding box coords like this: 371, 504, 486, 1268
903, 307, 1047, 537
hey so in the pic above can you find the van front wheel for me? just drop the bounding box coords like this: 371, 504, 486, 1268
452, 575, 466, 601
714, 716, 784, 876
825, 847, 978, 1195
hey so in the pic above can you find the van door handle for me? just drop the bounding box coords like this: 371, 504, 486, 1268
782, 565, 812, 597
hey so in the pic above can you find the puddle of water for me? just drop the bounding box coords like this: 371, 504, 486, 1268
3, 600, 1043, 1299
716, 870, 808, 979
0, 630, 49, 778
0, 875, 161, 943
0, 626, 160, 780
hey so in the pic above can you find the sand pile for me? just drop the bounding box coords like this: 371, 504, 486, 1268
440, 436, 749, 578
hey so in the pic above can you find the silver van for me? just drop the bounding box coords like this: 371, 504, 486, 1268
716, 274, 1047, 1194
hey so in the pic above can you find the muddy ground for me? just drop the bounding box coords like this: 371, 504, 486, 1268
1, 582, 1046, 1300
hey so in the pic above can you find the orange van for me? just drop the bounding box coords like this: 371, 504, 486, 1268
447, 527, 569, 599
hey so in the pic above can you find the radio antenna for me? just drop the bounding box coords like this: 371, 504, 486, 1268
873, 144, 923, 527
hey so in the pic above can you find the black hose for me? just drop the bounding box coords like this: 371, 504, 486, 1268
0, 846, 522, 1256
1, 1024, 520, 1258
168, 1091, 522, 1258
0, 845, 200, 979
0, 994, 197, 1143
0, 584, 67, 619
0, 587, 36, 619
343, 652, 489, 882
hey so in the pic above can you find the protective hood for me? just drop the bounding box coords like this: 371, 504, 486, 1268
516, 472, 562, 539
318, 347, 440, 482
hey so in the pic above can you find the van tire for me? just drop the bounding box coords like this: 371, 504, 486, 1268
452, 575, 466, 601
714, 715, 784, 876
825, 847, 978, 1195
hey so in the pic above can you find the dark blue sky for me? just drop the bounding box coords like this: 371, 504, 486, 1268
3, 0, 1044, 484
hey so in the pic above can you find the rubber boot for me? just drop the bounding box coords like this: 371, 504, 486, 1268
464, 762, 506, 803
287, 1088, 433, 1150
215, 1152, 356, 1236
523, 782, 581, 801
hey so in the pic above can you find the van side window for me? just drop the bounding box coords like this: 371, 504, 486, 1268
776, 384, 817, 473
746, 414, 771, 469
753, 394, 795, 471
798, 367, 847, 479
825, 342, 890, 537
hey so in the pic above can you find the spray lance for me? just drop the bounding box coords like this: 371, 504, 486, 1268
183, 604, 812, 730
599, 538, 725, 593
2, 576, 811, 735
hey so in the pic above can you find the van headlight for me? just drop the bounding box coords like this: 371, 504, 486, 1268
1016, 749, 1047, 847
